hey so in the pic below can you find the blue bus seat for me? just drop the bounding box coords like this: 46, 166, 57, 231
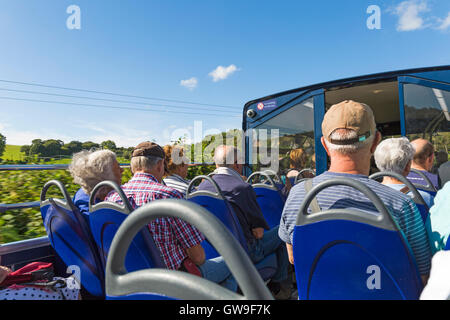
105, 199, 274, 300
445, 240, 450, 251
415, 185, 437, 200
89, 181, 166, 273
263, 170, 285, 191
247, 171, 285, 229
186, 175, 277, 281
293, 178, 423, 300
370, 171, 430, 224
408, 168, 438, 197
40, 180, 105, 298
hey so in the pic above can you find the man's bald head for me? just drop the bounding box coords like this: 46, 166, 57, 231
411, 138, 435, 171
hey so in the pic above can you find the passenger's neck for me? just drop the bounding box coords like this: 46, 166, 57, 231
411, 163, 428, 172
328, 154, 371, 176
382, 177, 403, 185
134, 170, 161, 182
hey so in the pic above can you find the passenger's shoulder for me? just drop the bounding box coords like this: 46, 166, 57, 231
159, 184, 183, 199
368, 180, 415, 208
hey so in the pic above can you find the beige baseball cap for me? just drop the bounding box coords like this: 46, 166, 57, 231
322, 100, 376, 145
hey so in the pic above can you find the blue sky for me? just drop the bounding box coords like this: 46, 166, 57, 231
0, 0, 449, 147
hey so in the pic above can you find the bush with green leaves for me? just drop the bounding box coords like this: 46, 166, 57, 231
0, 164, 213, 244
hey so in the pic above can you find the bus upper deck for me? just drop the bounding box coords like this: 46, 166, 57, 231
0, 65, 449, 301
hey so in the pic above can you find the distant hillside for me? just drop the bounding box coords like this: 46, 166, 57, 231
2, 145, 25, 161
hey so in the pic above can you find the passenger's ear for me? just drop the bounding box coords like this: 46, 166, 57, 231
404, 160, 412, 176
370, 131, 382, 154
320, 137, 330, 156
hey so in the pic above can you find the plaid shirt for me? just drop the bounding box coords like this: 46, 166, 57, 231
105, 172, 205, 270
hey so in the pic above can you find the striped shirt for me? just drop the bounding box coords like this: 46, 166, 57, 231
279, 171, 432, 275
105, 173, 205, 270
163, 174, 190, 198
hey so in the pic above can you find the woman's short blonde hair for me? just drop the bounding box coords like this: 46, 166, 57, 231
163, 145, 188, 176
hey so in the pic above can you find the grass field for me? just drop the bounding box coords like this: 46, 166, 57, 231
2, 145, 130, 164
2, 145, 25, 161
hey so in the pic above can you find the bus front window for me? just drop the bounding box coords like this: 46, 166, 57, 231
249, 97, 315, 175
404, 83, 450, 161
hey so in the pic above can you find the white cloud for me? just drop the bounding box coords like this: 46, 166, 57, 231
180, 77, 198, 90
208, 64, 240, 82
393, 0, 429, 31
438, 12, 450, 30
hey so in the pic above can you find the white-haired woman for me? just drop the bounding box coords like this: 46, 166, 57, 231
69, 149, 123, 222
374, 137, 434, 208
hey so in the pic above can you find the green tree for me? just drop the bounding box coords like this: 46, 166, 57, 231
65, 140, 83, 155
29, 139, 45, 157
0, 133, 6, 158
41, 139, 64, 158
82, 141, 100, 150
101, 140, 117, 150
20, 145, 31, 155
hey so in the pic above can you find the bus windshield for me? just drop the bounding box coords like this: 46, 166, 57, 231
249, 97, 315, 174
404, 83, 450, 153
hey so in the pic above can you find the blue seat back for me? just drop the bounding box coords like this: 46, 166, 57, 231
415, 186, 437, 199
89, 181, 166, 272
253, 188, 285, 228
408, 168, 438, 197
247, 171, 285, 229
186, 176, 277, 281
40, 180, 105, 297
370, 171, 430, 224
105, 199, 274, 300
293, 178, 422, 300
445, 240, 450, 251
416, 203, 429, 225
186, 176, 248, 258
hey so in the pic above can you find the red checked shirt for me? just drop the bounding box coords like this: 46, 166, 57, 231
105, 172, 205, 270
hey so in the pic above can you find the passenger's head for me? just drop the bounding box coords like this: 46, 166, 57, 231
163, 145, 189, 179
289, 148, 307, 169
69, 149, 122, 199
130, 141, 165, 182
321, 100, 381, 173
213, 145, 243, 175
411, 138, 435, 171
374, 137, 415, 177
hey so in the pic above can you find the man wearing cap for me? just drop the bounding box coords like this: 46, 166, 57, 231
279, 100, 432, 284
105, 141, 237, 291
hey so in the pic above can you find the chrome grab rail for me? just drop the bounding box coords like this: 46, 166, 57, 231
0, 163, 211, 171
0, 163, 131, 171
0, 236, 50, 255
0, 201, 41, 213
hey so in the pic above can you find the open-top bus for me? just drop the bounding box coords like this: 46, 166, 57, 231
0, 65, 449, 300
